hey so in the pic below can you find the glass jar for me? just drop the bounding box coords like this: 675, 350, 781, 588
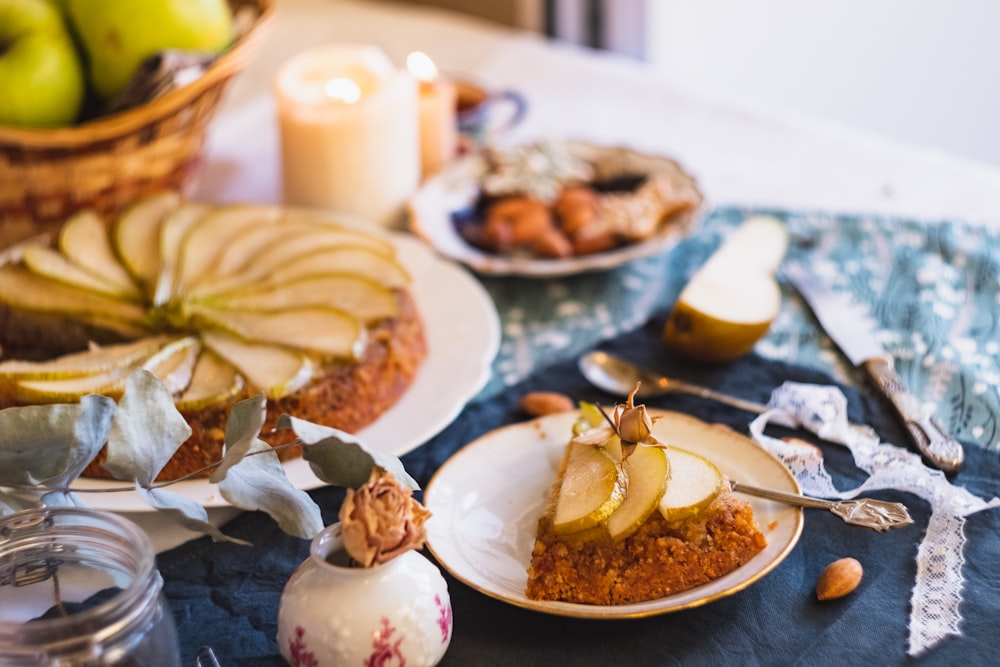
0, 507, 181, 666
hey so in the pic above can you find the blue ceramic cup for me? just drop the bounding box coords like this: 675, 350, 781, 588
454, 79, 527, 149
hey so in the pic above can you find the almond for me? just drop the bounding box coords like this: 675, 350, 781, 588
816, 557, 863, 600
520, 391, 575, 417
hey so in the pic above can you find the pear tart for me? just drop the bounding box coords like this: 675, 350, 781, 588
0, 193, 427, 481
525, 402, 767, 605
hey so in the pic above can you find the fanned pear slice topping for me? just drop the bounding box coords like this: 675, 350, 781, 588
22, 244, 141, 301
201, 330, 315, 399
58, 211, 141, 298
192, 306, 366, 359
225, 228, 394, 284
155, 203, 210, 305
0, 265, 147, 326
553, 441, 628, 535
175, 349, 244, 412
12, 367, 134, 403
174, 204, 285, 291
191, 244, 411, 296
113, 191, 179, 298
0, 336, 174, 380
196, 274, 399, 323
141, 336, 201, 395
605, 443, 669, 541
658, 447, 724, 521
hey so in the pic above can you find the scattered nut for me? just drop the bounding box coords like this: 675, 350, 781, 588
520, 391, 575, 417
816, 557, 863, 600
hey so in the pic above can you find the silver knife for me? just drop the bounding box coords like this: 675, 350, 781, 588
784, 262, 964, 472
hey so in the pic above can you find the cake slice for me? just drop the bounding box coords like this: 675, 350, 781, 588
525, 400, 767, 605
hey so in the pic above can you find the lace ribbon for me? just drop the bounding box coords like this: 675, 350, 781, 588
747, 382, 999, 657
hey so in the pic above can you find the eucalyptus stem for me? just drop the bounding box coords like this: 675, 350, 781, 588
2, 440, 305, 496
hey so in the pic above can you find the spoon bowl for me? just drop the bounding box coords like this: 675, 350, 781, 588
577, 351, 770, 414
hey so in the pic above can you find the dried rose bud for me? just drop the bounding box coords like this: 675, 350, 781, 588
339, 468, 431, 567
616, 403, 654, 444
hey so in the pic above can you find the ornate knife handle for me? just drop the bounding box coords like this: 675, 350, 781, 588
862, 356, 964, 473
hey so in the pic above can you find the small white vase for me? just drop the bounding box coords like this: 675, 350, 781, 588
277, 523, 452, 667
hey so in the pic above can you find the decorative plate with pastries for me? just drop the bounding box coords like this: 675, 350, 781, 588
407, 139, 708, 277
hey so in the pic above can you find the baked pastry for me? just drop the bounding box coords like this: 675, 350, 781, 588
0, 193, 426, 480
525, 399, 767, 605
455, 140, 702, 259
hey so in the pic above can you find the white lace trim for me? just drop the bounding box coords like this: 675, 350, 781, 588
747, 382, 999, 657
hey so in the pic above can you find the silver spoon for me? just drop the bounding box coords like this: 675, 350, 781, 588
730, 480, 914, 531
579, 351, 770, 414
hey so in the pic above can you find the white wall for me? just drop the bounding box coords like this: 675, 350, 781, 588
641, 0, 1000, 167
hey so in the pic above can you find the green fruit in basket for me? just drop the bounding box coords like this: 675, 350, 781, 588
66, 0, 233, 99
0, 0, 85, 127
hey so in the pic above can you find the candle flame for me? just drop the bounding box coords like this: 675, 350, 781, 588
406, 51, 439, 83
325, 77, 362, 103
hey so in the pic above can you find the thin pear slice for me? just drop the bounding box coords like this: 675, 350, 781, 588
0, 336, 173, 380
198, 274, 399, 323
201, 330, 314, 399
58, 211, 139, 297
175, 349, 244, 411
191, 244, 411, 296
113, 191, 179, 297
154, 202, 209, 305
174, 204, 285, 291
22, 244, 141, 301
658, 447, 724, 521
553, 441, 627, 535
605, 444, 670, 541
0, 265, 147, 326
191, 306, 366, 359
12, 366, 134, 403
199, 219, 323, 280
141, 336, 200, 395
228, 229, 394, 283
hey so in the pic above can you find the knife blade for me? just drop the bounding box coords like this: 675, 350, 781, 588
784, 262, 964, 472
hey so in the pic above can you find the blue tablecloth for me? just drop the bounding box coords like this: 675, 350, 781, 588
159, 206, 1000, 665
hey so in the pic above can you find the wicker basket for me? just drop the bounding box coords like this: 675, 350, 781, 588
0, 0, 275, 248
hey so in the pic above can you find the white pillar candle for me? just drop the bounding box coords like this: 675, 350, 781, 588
274, 45, 419, 228
407, 51, 457, 178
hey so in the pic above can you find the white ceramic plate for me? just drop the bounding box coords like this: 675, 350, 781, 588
423, 409, 803, 619
74, 233, 501, 511
408, 140, 707, 277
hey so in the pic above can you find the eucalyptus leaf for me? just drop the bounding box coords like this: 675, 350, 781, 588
218, 438, 324, 539
209, 394, 266, 484
0, 396, 116, 488
40, 490, 87, 508
105, 370, 193, 485
276, 415, 418, 490
136, 485, 250, 546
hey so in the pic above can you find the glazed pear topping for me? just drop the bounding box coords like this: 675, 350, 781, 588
0, 195, 409, 403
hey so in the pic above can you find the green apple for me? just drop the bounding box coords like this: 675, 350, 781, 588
0, 0, 85, 127
66, 0, 233, 99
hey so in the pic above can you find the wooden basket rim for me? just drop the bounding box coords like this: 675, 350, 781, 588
0, 0, 275, 149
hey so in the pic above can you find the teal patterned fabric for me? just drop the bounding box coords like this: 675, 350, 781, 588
476, 206, 1000, 452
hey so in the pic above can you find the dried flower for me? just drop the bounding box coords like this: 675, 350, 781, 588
571, 382, 664, 461
339, 467, 431, 567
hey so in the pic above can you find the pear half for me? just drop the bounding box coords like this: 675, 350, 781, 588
552, 442, 628, 535
658, 446, 724, 521
663, 215, 788, 363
